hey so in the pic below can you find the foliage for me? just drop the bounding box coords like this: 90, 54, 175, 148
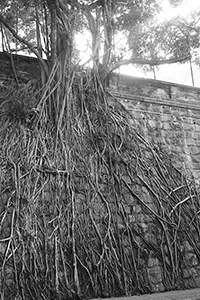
0, 81, 38, 124
169, 0, 183, 7
0, 0, 195, 78
114, 0, 161, 31
129, 17, 191, 60
0, 0, 37, 53
127, 9, 200, 73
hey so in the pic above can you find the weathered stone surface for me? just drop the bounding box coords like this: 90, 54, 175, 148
148, 257, 160, 268
184, 241, 194, 252
1, 56, 200, 295
111, 77, 200, 183
185, 253, 199, 267
190, 145, 200, 155
0, 52, 41, 81
107, 74, 200, 291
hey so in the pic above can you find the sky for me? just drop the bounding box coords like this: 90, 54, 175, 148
119, 0, 200, 87
158, 0, 200, 21
75, 0, 200, 87
120, 61, 200, 87
1, 0, 200, 87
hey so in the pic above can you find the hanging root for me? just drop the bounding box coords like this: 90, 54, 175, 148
0, 67, 200, 299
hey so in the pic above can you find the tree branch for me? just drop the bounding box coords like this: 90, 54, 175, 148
0, 15, 49, 76
109, 55, 191, 73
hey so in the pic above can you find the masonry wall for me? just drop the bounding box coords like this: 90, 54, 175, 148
0, 52, 40, 82
1, 55, 200, 296
110, 74, 200, 182
107, 75, 200, 292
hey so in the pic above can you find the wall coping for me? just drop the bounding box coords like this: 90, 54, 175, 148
1, 52, 200, 100
110, 90, 200, 111
0, 52, 39, 64
111, 73, 200, 93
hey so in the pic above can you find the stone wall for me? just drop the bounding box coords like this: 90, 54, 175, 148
1, 56, 200, 297
110, 73, 200, 182
107, 74, 200, 292
0, 52, 41, 82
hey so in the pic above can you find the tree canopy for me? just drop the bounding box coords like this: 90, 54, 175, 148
0, 0, 198, 80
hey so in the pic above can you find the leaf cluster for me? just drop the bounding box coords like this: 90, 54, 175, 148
128, 13, 200, 66
114, 0, 161, 31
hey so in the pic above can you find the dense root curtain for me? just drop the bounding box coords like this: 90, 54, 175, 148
0, 1, 198, 298
0, 69, 200, 299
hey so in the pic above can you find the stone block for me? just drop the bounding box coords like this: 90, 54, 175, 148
133, 186, 142, 196
194, 275, 200, 287
0, 242, 6, 255
162, 107, 172, 114
140, 222, 148, 232
128, 118, 136, 126
148, 265, 162, 284
182, 147, 190, 155
133, 112, 144, 119
145, 232, 157, 243
157, 283, 165, 292
98, 184, 106, 192
191, 154, 200, 163
188, 277, 198, 288
183, 124, 194, 131
193, 124, 200, 131
1, 193, 8, 205
161, 114, 171, 122
43, 190, 52, 202
148, 120, 156, 128
163, 122, 171, 130
175, 132, 185, 140
151, 282, 165, 292
141, 186, 149, 194
123, 205, 131, 214
151, 105, 161, 113
116, 215, 124, 228
132, 204, 142, 213
126, 195, 135, 205
2, 214, 12, 229
172, 146, 183, 153
76, 193, 85, 201
128, 214, 136, 223
190, 146, 200, 156
143, 150, 154, 159
171, 122, 182, 130
185, 130, 195, 138
137, 213, 145, 223
186, 138, 195, 146
156, 121, 163, 129
148, 257, 159, 268
183, 267, 198, 279
171, 138, 183, 147
151, 284, 159, 292
185, 253, 199, 267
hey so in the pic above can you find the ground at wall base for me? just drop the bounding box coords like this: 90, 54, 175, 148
91, 288, 200, 300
